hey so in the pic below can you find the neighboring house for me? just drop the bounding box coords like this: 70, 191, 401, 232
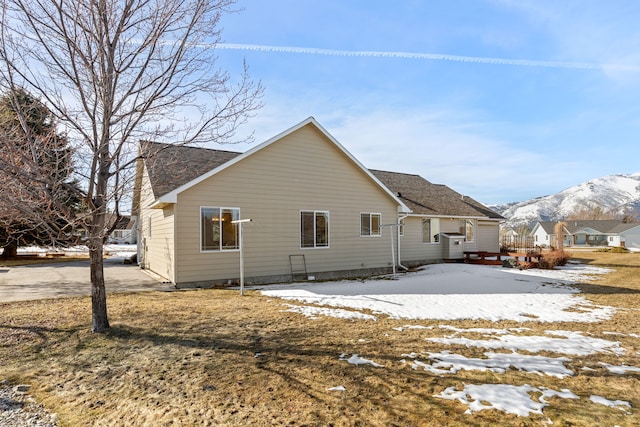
107, 215, 137, 244
608, 223, 640, 248
501, 228, 520, 242
531, 221, 571, 248
531, 220, 640, 249
133, 117, 503, 288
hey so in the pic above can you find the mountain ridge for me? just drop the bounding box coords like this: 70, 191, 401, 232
490, 173, 640, 229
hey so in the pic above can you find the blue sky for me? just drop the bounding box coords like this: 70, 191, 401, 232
213, 0, 640, 205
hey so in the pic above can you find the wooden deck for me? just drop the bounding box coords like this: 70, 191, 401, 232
464, 251, 544, 267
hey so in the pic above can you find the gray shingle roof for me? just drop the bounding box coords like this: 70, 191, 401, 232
610, 223, 640, 233
139, 142, 503, 219
370, 170, 503, 219
107, 215, 133, 230
537, 220, 640, 234
537, 221, 558, 234
141, 141, 241, 198
564, 220, 638, 234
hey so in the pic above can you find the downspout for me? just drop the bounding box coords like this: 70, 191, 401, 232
397, 214, 410, 271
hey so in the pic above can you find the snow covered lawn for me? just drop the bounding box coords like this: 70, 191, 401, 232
261, 262, 639, 421
261, 262, 614, 322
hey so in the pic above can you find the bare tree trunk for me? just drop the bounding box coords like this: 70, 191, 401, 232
1, 242, 17, 259
89, 153, 111, 332
89, 236, 109, 332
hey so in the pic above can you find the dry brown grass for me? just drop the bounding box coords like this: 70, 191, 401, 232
1, 252, 640, 426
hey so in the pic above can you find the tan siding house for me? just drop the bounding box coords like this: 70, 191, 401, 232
370, 171, 503, 266
137, 166, 176, 280
134, 118, 409, 287
133, 117, 503, 287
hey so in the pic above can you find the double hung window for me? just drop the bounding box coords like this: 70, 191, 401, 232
301, 211, 329, 248
201, 207, 240, 251
422, 218, 440, 243
360, 213, 381, 237
460, 219, 474, 242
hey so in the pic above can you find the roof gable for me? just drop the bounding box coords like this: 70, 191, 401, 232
535, 221, 558, 234
142, 117, 409, 212
370, 170, 503, 219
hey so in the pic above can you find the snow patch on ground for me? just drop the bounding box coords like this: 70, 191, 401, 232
392, 324, 434, 331
426, 329, 624, 356
402, 351, 573, 378
339, 354, 384, 367
18, 244, 137, 255
590, 395, 632, 411
599, 362, 640, 374
435, 384, 579, 416
283, 304, 377, 320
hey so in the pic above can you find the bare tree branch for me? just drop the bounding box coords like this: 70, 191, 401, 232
0, 0, 262, 332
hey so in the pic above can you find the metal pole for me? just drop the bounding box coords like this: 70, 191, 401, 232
389, 226, 396, 278
381, 224, 397, 279
232, 219, 252, 296
238, 222, 244, 296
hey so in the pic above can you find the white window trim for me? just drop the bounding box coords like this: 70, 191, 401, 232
200, 206, 241, 253
461, 219, 475, 242
360, 212, 381, 237
421, 218, 440, 244
300, 210, 330, 249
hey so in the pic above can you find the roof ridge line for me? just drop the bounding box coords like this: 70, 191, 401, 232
143, 140, 243, 156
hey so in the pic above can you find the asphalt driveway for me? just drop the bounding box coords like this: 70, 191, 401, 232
0, 257, 174, 302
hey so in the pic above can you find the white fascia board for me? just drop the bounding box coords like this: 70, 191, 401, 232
404, 213, 497, 220
154, 116, 411, 213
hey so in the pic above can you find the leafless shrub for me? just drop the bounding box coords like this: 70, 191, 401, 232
538, 250, 572, 270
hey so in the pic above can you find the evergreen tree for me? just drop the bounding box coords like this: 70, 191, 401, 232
0, 88, 80, 258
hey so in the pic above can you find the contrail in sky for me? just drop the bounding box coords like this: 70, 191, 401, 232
218, 43, 640, 72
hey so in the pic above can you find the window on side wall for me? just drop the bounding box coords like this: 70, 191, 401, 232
422, 218, 440, 243
201, 207, 240, 251
360, 213, 381, 237
460, 219, 474, 242
301, 210, 329, 248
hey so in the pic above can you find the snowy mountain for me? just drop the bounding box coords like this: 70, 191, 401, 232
491, 173, 640, 229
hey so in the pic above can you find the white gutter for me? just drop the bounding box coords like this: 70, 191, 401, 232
397, 214, 410, 271
407, 213, 495, 220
